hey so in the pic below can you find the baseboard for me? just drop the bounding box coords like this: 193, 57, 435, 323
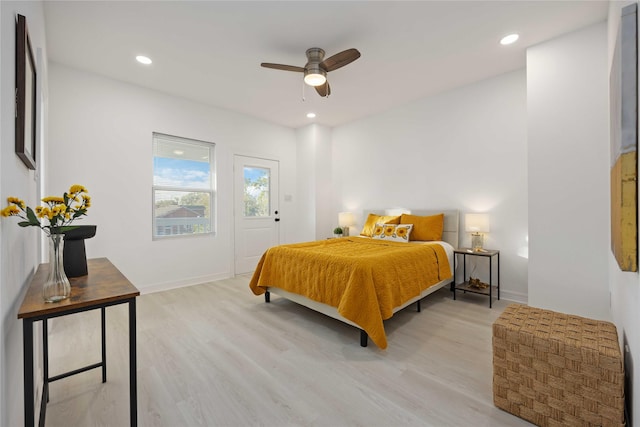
141, 272, 232, 294
499, 289, 528, 304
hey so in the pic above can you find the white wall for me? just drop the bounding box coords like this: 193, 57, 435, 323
48, 64, 303, 292
0, 2, 48, 426
331, 69, 528, 301
527, 22, 610, 320
295, 124, 333, 240
608, 1, 640, 424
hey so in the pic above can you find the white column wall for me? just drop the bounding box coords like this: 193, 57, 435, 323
295, 124, 333, 240
527, 22, 610, 319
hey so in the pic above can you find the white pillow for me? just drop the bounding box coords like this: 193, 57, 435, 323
371, 223, 413, 242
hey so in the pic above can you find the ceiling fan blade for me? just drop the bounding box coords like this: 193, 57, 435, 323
320, 48, 361, 72
315, 81, 331, 97
260, 63, 305, 73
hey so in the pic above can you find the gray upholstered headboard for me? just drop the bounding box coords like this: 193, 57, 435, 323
366, 209, 459, 248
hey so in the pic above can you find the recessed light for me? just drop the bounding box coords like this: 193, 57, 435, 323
136, 55, 152, 65
500, 34, 519, 45
173, 150, 184, 155
306, 112, 316, 118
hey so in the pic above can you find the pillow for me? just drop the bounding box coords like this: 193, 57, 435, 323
371, 223, 413, 242
360, 214, 400, 237
400, 213, 444, 241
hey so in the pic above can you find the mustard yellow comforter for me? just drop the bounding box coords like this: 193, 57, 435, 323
249, 237, 451, 349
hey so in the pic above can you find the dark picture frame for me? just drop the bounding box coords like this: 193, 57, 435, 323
15, 14, 37, 170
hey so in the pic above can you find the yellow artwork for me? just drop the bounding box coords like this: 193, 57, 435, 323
611, 4, 638, 272
611, 152, 637, 271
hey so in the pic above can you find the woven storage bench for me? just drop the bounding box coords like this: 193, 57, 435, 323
492, 304, 624, 427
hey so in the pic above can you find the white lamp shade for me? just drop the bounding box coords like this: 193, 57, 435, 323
338, 212, 355, 227
304, 72, 326, 86
465, 213, 490, 233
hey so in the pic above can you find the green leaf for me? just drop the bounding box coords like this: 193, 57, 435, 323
18, 221, 32, 227
25, 207, 40, 226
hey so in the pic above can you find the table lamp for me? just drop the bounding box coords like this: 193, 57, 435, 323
465, 213, 490, 251
338, 212, 355, 236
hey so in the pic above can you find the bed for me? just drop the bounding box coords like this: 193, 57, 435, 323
249, 209, 459, 349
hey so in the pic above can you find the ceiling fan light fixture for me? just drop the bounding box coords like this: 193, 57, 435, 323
261, 47, 359, 96
304, 67, 327, 87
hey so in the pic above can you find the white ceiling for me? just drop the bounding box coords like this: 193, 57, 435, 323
43, 1, 609, 129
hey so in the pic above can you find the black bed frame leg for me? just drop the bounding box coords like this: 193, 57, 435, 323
360, 330, 368, 347
416, 299, 421, 312
265, 291, 270, 303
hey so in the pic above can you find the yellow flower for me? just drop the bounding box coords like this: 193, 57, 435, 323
373, 225, 383, 236
7, 197, 25, 208
396, 227, 409, 239
36, 206, 50, 219
2, 185, 90, 235
69, 184, 87, 194
42, 196, 65, 204
51, 205, 65, 216
1, 206, 19, 217
384, 225, 395, 236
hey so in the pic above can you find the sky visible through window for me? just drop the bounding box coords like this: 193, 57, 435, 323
153, 157, 210, 188
244, 166, 268, 181
154, 157, 210, 202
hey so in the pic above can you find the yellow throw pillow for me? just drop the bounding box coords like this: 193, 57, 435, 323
360, 214, 400, 237
400, 213, 444, 241
371, 223, 413, 242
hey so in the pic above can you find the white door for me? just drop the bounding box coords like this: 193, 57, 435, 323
234, 155, 280, 274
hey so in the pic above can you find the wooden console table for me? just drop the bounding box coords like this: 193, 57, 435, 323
18, 257, 139, 427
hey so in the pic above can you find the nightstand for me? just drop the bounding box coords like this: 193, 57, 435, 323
452, 248, 500, 308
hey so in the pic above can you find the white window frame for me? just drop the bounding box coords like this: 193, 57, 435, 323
152, 133, 216, 239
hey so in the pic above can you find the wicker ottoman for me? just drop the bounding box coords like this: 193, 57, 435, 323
492, 304, 625, 427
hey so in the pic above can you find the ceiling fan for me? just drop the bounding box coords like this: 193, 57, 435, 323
261, 47, 361, 97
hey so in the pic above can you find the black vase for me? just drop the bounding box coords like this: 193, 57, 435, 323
63, 225, 97, 277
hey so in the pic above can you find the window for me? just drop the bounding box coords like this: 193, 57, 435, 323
243, 166, 270, 217
152, 133, 215, 238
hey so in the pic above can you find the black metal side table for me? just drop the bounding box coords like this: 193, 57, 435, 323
452, 248, 500, 308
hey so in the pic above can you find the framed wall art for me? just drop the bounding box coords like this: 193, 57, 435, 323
15, 13, 37, 170
610, 4, 638, 272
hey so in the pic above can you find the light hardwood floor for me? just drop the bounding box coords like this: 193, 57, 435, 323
44, 276, 531, 426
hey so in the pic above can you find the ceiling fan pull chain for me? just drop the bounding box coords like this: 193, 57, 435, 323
301, 80, 306, 102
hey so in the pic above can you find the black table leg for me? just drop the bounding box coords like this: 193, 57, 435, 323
489, 256, 493, 308
452, 253, 457, 300
23, 319, 34, 427
497, 253, 501, 300
129, 299, 137, 426
101, 307, 107, 383
43, 319, 49, 403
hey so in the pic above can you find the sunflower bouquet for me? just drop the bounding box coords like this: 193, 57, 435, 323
1, 184, 91, 235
